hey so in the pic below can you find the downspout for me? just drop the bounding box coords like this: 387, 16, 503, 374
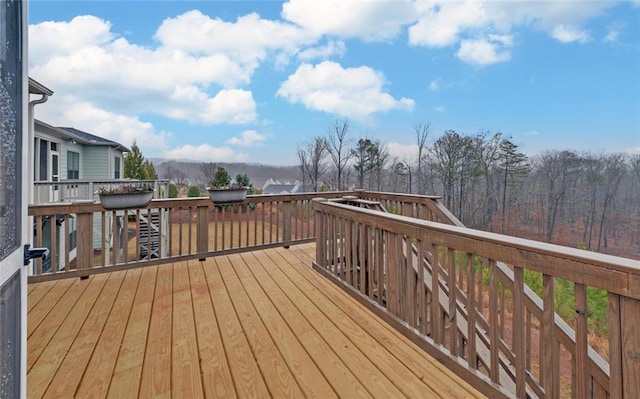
28, 93, 49, 203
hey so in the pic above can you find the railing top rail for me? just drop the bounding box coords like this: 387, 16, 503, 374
313, 199, 640, 299
34, 178, 170, 184
27, 191, 355, 216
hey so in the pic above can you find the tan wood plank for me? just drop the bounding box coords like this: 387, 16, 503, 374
621, 296, 640, 399
28, 274, 110, 398
256, 250, 408, 398
243, 251, 372, 398
171, 261, 205, 398
139, 263, 173, 399
187, 259, 237, 399
27, 280, 58, 312
76, 268, 142, 398
202, 258, 270, 398
234, 252, 342, 399
216, 255, 305, 398
27, 278, 75, 337
107, 265, 158, 399
43, 271, 126, 398
282, 245, 483, 398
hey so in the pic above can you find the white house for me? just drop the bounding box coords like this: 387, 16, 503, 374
28, 79, 167, 273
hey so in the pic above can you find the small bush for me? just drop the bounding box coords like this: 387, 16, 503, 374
187, 185, 201, 197
169, 184, 179, 198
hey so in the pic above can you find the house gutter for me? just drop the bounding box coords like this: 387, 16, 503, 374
28, 93, 50, 203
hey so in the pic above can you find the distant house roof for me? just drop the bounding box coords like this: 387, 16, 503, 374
35, 120, 129, 152
263, 184, 299, 195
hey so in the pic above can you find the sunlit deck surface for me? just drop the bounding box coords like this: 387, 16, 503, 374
27, 243, 482, 398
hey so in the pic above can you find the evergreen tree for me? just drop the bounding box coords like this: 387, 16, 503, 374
498, 140, 529, 232
124, 140, 146, 179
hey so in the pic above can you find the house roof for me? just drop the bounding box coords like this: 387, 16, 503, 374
263, 184, 299, 195
35, 120, 130, 152
28, 78, 54, 96
57, 127, 129, 152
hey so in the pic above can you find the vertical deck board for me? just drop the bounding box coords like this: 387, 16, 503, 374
203, 258, 270, 398
217, 255, 304, 398
76, 268, 142, 398
43, 272, 126, 398
28, 274, 110, 398
107, 266, 157, 399
235, 253, 340, 398
187, 260, 236, 399
172, 262, 205, 398
139, 263, 173, 398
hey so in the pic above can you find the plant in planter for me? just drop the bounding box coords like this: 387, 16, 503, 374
206, 167, 247, 204
97, 185, 154, 210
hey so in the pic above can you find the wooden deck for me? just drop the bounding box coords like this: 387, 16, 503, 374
27, 243, 482, 398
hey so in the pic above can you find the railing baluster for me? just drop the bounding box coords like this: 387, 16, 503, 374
575, 282, 589, 399
448, 248, 457, 356
513, 266, 525, 398
467, 253, 476, 369
542, 274, 557, 398
431, 242, 440, 343
418, 239, 426, 335
489, 258, 499, 383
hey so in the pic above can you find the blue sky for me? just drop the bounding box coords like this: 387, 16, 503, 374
28, 0, 640, 165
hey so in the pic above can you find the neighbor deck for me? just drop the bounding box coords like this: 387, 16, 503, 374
27, 243, 482, 398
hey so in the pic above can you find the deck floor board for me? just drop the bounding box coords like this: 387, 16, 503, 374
27, 243, 484, 398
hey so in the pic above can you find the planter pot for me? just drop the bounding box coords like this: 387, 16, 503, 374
98, 191, 153, 210
207, 188, 247, 204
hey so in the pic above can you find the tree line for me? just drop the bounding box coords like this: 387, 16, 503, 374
298, 121, 640, 258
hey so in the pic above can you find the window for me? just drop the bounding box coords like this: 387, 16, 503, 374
39, 139, 48, 181
68, 217, 77, 251
114, 156, 121, 179
67, 151, 79, 179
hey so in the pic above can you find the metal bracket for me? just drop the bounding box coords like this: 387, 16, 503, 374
24, 244, 49, 266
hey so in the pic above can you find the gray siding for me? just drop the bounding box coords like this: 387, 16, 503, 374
82, 146, 109, 179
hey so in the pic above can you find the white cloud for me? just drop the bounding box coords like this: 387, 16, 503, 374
297, 40, 346, 61
226, 130, 268, 146
155, 10, 315, 65
408, 1, 612, 51
282, 0, 417, 42
409, 1, 488, 47
456, 36, 512, 65
162, 144, 248, 162
39, 100, 171, 150
29, 14, 259, 126
277, 61, 414, 120
551, 25, 591, 43
429, 79, 440, 91
435, 105, 446, 113
604, 30, 620, 43
386, 142, 418, 160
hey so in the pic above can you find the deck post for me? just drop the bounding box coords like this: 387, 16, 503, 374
283, 200, 292, 248
196, 205, 208, 260
76, 210, 93, 278
609, 294, 640, 398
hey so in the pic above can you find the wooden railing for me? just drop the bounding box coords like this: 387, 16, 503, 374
312, 197, 640, 398
27, 191, 351, 282
32, 179, 170, 204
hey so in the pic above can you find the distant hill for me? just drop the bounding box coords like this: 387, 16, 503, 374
151, 159, 300, 189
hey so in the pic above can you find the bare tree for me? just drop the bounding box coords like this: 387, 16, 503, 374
536, 150, 580, 242
597, 153, 626, 250
200, 162, 218, 185
298, 137, 328, 192
326, 120, 352, 190
429, 130, 473, 212
415, 123, 430, 194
